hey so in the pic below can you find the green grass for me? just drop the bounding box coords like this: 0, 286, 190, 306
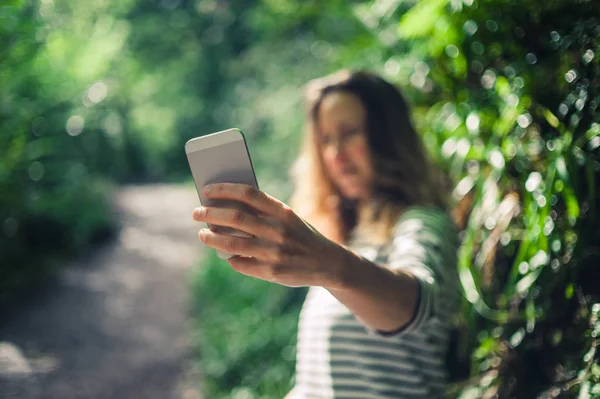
190, 251, 306, 399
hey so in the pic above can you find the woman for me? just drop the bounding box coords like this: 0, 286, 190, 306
192, 70, 459, 398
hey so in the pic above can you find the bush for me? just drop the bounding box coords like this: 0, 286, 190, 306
0, 2, 117, 305
190, 251, 305, 399
354, 0, 600, 396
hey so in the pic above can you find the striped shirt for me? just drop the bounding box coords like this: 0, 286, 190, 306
293, 206, 459, 399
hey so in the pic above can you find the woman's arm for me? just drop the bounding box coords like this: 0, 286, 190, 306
192, 183, 426, 333
325, 246, 421, 333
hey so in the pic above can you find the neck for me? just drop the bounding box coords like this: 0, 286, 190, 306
356, 197, 372, 225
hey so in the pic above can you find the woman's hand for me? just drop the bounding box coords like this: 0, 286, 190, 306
192, 183, 345, 288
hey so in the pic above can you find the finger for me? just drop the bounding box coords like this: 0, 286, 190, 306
227, 256, 263, 278
193, 206, 281, 242
203, 183, 294, 221
228, 256, 282, 284
198, 228, 271, 259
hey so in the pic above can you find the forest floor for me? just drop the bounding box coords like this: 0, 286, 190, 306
0, 184, 205, 399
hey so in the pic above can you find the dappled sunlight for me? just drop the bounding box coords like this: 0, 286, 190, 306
1, 0, 598, 398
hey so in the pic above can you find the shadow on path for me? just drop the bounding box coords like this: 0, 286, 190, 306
0, 184, 204, 399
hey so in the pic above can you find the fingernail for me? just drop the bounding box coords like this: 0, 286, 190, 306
198, 228, 208, 242
203, 184, 212, 195
193, 207, 202, 218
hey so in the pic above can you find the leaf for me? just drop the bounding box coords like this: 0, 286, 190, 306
516, 268, 542, 295
587, 161, 596, 219
556, 156, 569, 182
563, 186, 580, 220
565, 283, 574, 299
543, 108, 561, 129
398, 0, 448, 38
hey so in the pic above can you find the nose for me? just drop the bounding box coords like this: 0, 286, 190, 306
332, 137, 347, 163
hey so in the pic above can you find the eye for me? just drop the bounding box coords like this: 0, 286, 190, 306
320, 133, 332, 145
342, 126, 360, 138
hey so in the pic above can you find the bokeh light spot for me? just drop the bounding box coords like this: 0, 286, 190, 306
525, 53, 537, 64
507, 94, 519, 108
310, 40, 332, 60
66, 115, 85, 136
514, 26, 525, 38
481, 70, 496, 89
463, 20, 478, 36
445, 113, 462, 132
88, 82, 108, 104
565, 70, 577, 83
442, 137, 457, 158
485, 20, 498, 32
530, 250, 548, 269
517, 113, 532, 128
453, 176, 474, 201
29, 161, 44, 181
500, 232, 511, 246
457, 138, 470, 157
582, 49, 595, 64
445, 44, 460, 58
485, 217, 496, 230
3, 217, 18, 238
525, 172, 542, 192
536, 195, 547, 207
471, 41, 484, 55
384, 58, 401, 76
31, 117, 47, 137
103, 113, 123, 136
466, 112, 479, 132
488, 150, 505, 169
514, 77, 524, 89
558, 103, 568, 116
410, 72, 426, 89
504, 66, 516, 78
518, 262, 529, 274
415, 61, 430, 75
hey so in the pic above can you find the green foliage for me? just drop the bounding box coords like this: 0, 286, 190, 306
357, 0, 600, 397
0, 0, 313, 302
190, 251, 304, 399
3, 0, 599, 397
0, 1, 117, 304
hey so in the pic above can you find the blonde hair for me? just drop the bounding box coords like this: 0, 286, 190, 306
289, 70, 448, 245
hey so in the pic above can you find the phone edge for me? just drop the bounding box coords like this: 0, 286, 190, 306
185, 128, 242, 153
184, 128, 259, 190
238, 129, 260, 191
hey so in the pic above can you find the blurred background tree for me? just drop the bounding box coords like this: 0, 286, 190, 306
1, 0, 598, 397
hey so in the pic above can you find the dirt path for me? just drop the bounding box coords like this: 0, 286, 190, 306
0, 184, 204, 399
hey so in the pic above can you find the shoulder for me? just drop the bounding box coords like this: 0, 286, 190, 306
392, 206, 458, 247
386, 206, 459, 279
395, 205, 454, 229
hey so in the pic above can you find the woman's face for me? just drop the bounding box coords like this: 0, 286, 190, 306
317, 91, 374, 200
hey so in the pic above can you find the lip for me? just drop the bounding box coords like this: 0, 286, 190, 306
339, 171, 358, 178
339, 165, 357, 173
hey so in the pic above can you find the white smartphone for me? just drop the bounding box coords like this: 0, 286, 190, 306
185, 128, 259, 259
